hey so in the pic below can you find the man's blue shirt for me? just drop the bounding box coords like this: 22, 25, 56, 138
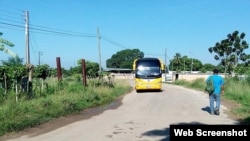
206, 74, 224, 95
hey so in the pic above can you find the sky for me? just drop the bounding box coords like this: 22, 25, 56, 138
1, 0, 250, 69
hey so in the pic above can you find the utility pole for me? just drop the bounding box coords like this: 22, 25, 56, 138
25, 11, 30, 64
165, 48, 167, 73
25, 10, 33, 97
38, 51, 43, 66
189, 51, 193, 73
97, 27, 101, 74
184, 58, 185, 73
191, 58, 193, 73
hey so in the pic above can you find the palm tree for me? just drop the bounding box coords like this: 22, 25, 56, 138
172, 53, 182, 72
0, 32, 18, 58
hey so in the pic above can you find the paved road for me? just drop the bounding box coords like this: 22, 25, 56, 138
2, 82, 238, 141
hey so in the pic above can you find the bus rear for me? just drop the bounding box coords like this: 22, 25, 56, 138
133, 58, 164, 92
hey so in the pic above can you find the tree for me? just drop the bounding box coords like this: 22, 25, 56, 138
33, 64, 50, 79
0, 32, 17, 58
169, 53, 203, 72
201, 63, 216, 73
234, 63, 250, 75
208, 31, 250, 75
171, 53, 182, 72
106, 49, 144, 69
181, 55, 188, 72
191, 58, 203, 71
69, 60, 99, 77
85, 61, 99, 77
0, 56, 26, 97
1, 56, 24, 67
1, 56, 25, 90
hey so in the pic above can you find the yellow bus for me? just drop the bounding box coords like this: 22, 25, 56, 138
132, 57, 165, 92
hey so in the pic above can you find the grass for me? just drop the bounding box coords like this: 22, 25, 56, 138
172, 77, 250, 124
0, 77, 132, 136
1, 75, 249, 137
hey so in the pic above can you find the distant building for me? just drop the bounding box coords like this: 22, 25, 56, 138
104, 68, 132, 73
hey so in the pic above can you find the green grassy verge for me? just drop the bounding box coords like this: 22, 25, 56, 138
0, 78, 132, 136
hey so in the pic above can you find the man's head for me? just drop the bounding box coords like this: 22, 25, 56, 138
213, 68, 219, 74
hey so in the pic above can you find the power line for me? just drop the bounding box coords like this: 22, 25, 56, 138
0, 21, 24, 29
101, 35, 132, 50
0, 21, 96, 37
0, 3, 24, 12
1, 5, 165, 59
29, 23, 96, 37
0, 12, 23, 21
101, 35, 165, 58
0, 17, 24, 24
0, 20, 165, 59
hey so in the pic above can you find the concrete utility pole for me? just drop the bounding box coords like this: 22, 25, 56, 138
165, 48, 167, 72
189, 51, 193, 73
25, 11, 30, 64
25, 10, 34, 97
97, 27, 101, 73
38, 51, 43, 66
184, 58, 185, 72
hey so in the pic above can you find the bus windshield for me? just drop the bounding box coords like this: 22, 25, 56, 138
135, 59, 161, 78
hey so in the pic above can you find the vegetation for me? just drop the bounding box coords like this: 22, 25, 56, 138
0, 32, 17, 58
0, 76, 132, 136
0, 57, 103, 98
172, 76, 250, 124
169, 53, 204, 72
0, 44, 132, 137
1, 30, 250, 137
168, 31, 250, 77
68, 59, 100, 76
106, 49, 144, 69
170, 30, 250, 121
208, 30, 250, 74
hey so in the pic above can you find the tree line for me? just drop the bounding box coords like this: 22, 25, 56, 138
1, 30, 250, 99
106, 31, 250, 75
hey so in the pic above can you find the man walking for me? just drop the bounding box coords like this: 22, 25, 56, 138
206, 68, 224, 115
